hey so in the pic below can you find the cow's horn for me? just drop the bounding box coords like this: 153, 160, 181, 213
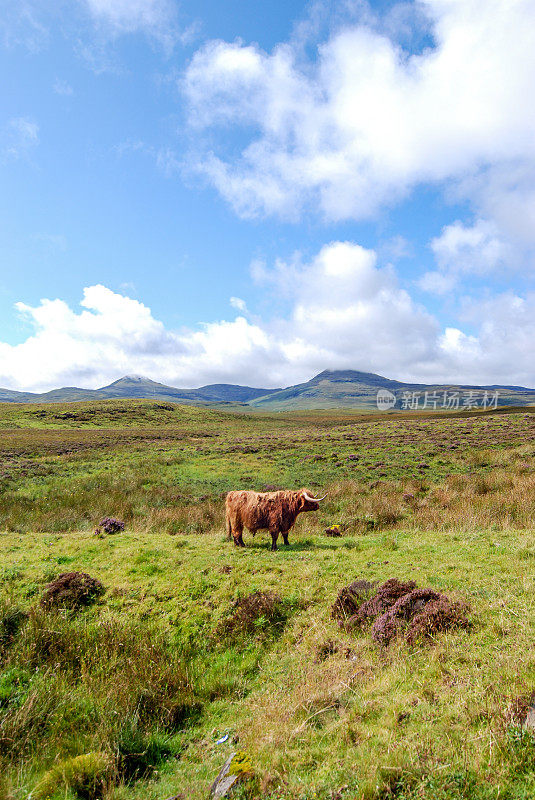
303, 491, 327, 502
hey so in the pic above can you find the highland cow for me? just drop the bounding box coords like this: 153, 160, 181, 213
225, 488, 325, 551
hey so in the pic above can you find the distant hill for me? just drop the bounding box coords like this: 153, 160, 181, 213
0, 375, 281, 405
248, 369, 535, 411
1, 369, 534, 411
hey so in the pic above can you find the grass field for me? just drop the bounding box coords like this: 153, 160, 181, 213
1, 400, 535, 800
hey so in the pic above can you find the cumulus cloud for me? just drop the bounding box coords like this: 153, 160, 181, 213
419, 219, 514, 294
457, 162, 535, 250
3, 242, 535, 393
182, 0, 535, 227
0, 284, 282, 392
438, 291, 535, 388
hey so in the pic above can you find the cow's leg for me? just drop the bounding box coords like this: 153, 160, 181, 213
270, 530, 279, 551
233, 523, 245, 547
225, 513, 232, 541
282, 531, 290, 546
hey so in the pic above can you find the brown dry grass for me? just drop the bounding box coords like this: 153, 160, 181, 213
318, 464, 535, 534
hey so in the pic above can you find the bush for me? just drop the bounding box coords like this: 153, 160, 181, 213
99, 517, 125, 534
32, 751, 113, 800
334, 578, 472, 647
331, 580, 376, 622
40, 572, 105, 611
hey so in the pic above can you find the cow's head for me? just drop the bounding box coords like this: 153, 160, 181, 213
299, 489, 326, 511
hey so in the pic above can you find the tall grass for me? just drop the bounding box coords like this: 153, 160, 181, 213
0, 601, 200, 798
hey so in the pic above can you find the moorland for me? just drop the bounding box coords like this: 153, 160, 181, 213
1, 399, 534, 800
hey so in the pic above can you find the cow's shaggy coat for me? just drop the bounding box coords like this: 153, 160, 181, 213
225, 488, 322, 550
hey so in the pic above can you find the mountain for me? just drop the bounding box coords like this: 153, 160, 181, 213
248, 369, 535, 411
97, 376, 279, 403
1, 369, 534, 410
0, 375, 281, 405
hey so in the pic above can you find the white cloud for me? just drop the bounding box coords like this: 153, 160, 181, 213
1, 117, 39, 160
438, 292, 535, 388
431, 220, 512, 275
229, 296, 247, 312
418, 270, 455, 295
1, 0, 183, 62
420, 218, 514, 293
456, 161, 535, 249
183, 0, 535, 225
0, 2, 49, 52
3, 242, 534, 393
83, 0, 179, 49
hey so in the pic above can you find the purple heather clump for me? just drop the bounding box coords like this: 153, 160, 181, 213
99, 517, 125, 534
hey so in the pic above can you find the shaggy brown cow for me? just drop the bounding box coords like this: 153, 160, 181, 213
225, 488, 326, 551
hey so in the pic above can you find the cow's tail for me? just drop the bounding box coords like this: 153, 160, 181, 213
225, 512, 232, 541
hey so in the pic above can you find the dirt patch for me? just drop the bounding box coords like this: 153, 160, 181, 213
217, 590, 285, 639
40, 572, 105, 611
334, 578, 471, 646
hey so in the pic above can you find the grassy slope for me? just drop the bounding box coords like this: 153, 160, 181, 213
1, 400, 535, 799
249, 373, 535, 411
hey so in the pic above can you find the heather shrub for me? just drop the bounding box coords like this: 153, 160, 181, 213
99, 517, 125, 534
40, 572, 105, 611
331, 579, 376, 622
335, 578, 472, 647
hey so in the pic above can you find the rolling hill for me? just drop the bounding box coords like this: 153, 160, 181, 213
0, 375, 281, 405
248, 369, 535, 410
1, 369, 534, 410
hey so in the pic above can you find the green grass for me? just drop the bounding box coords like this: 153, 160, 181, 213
1, 399, 535, 799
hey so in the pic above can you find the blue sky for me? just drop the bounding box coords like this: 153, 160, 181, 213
1, 0, 534, 391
